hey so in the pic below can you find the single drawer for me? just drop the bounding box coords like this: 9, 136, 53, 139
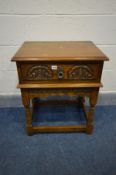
18, 61, 103, 83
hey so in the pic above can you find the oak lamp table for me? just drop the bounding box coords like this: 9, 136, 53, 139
12, 41, 109, 135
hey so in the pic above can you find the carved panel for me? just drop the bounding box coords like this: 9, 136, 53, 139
26, 65, 53, 80
68, 65, 94, 80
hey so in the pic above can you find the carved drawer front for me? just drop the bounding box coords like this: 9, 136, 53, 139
19, 62, 103, 82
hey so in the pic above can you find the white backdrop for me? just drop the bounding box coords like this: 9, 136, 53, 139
0, 0, 116, 95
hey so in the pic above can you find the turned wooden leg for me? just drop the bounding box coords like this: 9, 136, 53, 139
21, 89, 33, 136
86, 89, 99, 134
86, 106, 94, 134
25, 106, 33, 136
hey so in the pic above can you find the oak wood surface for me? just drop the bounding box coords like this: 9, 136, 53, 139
32, 125, 86, 133
12, 41, 108, 135
17, 82, 102, 88
20, 61, 103, 82
12, 41, 109, 61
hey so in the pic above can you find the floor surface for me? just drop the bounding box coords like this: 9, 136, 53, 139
0, 105, 116, 175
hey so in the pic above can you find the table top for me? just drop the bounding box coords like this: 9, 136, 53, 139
12, 41, 109, 62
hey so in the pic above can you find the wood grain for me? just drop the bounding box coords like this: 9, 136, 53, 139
12, 41, 108, 135
17, 82, 102, 89
12, 41, 109, 61
32, 125, 86, 133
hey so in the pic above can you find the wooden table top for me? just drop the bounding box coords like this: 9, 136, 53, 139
12, 41, 109, 62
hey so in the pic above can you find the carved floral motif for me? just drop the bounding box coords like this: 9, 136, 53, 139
68, 65, 94, 80
26, 65, 52, 80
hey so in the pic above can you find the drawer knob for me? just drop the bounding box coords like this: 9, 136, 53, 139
58, 69, 64, 79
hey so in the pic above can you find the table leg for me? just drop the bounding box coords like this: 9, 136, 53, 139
21, 89, 33, 136
86, 89, 99, 134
